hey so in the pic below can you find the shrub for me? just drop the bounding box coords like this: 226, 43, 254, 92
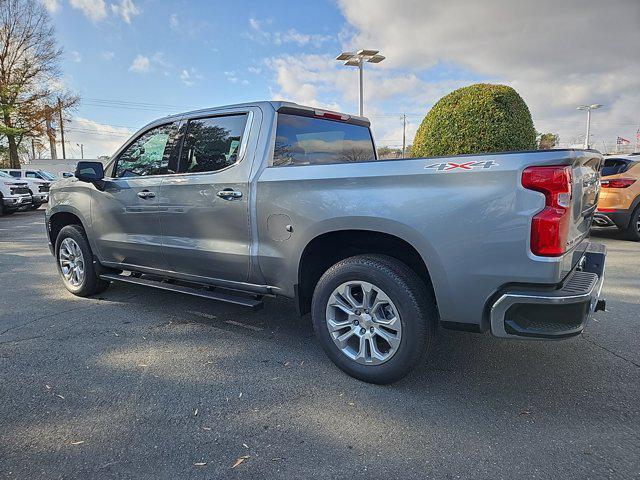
411, 83, 536, 157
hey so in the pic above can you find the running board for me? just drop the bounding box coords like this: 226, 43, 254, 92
99, 272, 263, 309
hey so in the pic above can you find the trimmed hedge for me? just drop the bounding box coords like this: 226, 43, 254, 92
411, 83, 536, 157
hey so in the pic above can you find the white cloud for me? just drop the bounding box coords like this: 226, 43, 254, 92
65, 117, 133, 158
338, 0, 640, 149
129, 54, 150, 73
41, 0, 60, 13
101, 51, 115, 61
224, 71, 249, 86
169, 13, 179, 30
152, 51, 171, 69
248, 66, 262, 75
70, 51, 82, 63
180, 68, 203, 87
110, 0, 140, 23
69, 0, 106, 22
248, 18, 332, 47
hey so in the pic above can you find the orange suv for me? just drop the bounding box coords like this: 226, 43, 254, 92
594, 155, 640, 240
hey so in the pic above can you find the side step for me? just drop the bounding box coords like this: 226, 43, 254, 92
99, 272, 263, 309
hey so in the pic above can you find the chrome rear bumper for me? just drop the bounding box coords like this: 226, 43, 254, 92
490, 243, 606, 339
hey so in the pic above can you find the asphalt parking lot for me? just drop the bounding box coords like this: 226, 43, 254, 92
0, 209, 638, 479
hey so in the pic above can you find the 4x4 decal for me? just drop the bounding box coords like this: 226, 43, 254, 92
424, 160, 500, 171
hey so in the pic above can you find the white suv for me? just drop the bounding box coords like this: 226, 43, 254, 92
1, 169, 54, 209
0, 171, 32, 215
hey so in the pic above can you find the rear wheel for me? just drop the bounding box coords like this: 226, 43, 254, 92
311, 254, 437, 384
624, 205, 640, 241
55, 225, 110, 296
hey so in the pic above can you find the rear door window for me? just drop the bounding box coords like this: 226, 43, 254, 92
178, 114, 248, 174
272, 113, 376, 167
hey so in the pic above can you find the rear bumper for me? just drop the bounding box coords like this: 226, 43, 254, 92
490, 242, 606, 339
593, 210, 631, 230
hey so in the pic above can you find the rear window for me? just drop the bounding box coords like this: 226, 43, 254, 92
272, 113, 376, 167
601, 158, 635, 177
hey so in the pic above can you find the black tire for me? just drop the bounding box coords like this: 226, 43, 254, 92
311, 254, 437, 384
623, 205, 640, 241
55, 224, 110, 296
0, 193, 5, 216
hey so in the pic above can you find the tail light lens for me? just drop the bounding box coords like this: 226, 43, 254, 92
522, 166, 572, 257
600, 178, 635, 188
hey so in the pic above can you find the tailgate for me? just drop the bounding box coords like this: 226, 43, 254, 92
568, 151, 602, 248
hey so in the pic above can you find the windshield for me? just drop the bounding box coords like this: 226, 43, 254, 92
0, 171, 14, 179
39, 171, 56, 180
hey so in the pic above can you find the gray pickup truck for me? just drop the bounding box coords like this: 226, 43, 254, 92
45, 101, 606, 384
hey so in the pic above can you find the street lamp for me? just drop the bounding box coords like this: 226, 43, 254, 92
577, 104, 603, 149
336, 49, 385, 117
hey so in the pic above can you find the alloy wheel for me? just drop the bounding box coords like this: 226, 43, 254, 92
325, 281, 402, 365
58, 237, 85, 287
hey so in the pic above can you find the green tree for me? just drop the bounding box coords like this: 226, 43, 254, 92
411, 83, 536, 158
377, 146, 403, 159
537, 132, 559, 150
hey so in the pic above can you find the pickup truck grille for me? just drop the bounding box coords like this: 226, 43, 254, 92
11, 186, 29, 195
38, 184, 50, 193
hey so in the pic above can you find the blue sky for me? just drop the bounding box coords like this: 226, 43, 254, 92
43, 0, 639, 158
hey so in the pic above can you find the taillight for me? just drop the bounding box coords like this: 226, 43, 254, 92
522, 166, 572, 257
600, 178, 635, 189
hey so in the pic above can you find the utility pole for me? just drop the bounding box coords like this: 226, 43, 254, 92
31, 138, 36, 161
77, 143, 84, 159
57, 97, 66, 159
44, 105, 57, 160
402, 114, 407, 157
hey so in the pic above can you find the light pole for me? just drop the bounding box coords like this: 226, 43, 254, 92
76, 143, 84, 159
335, 49, 385, 117
577, 104, 603, 149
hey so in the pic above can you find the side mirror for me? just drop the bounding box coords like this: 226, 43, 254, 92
75, 161, 104, 183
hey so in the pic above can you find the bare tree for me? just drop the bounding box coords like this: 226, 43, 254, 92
0, 0, 76, 167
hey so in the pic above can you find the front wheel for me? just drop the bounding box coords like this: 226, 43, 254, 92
55, 225, 110, 296
311, 255, 437, 384
624, 205, 640, 241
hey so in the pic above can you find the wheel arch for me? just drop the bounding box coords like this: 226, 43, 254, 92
47, 207, 93, 253
295, 227, 443, 317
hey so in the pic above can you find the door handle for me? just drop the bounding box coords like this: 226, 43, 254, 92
216, 189, 242, 199
137, 190, 156, 199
